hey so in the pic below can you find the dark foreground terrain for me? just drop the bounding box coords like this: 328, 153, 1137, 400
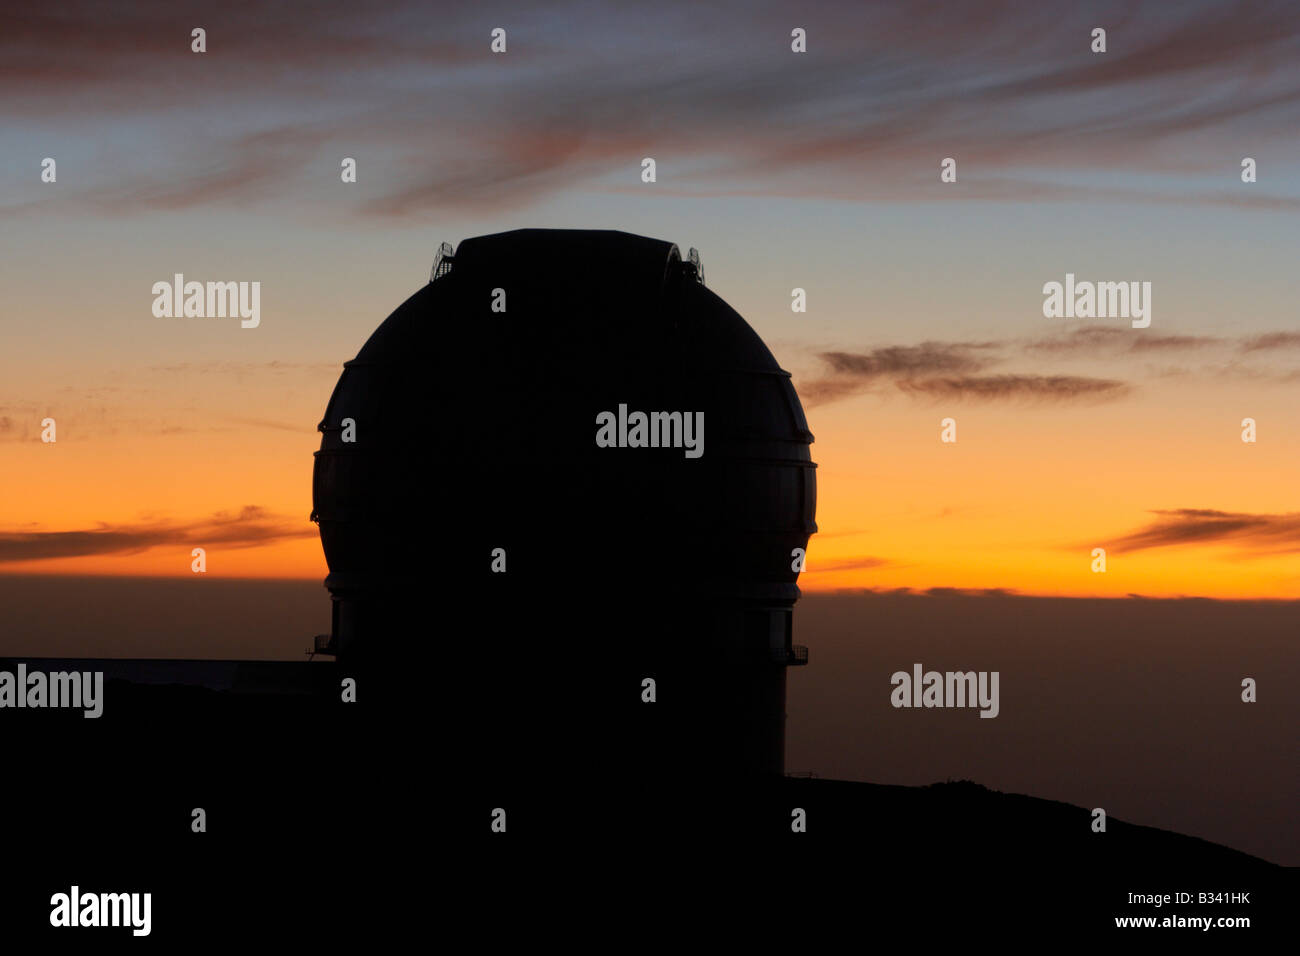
3, 578, 1294, 865
2, 662, 1290, 943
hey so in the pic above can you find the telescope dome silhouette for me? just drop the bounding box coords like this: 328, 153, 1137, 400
312, 229, 816, 782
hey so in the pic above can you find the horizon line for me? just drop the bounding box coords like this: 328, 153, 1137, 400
0, 571, 1295, 603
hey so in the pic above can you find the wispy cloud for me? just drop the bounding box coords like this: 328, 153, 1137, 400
1240, 331, 1300, 352
799, 322, 1299, 408
803, 555, 892, 573
224, 417, 310, 434
921, 587, 1018, 598
0, 506, 314, 563
145, 361, 338, 374
799, 342, 1130, 406
6, 0, 1300, 219
895, 374, 1130, 402
1026, 325, 1225, 354
1028, 324, 1300, 356
1107, 508, 1300, 556
800, 342, 1000, 405
822, 586, 1022, 597
0, 402, 110, 442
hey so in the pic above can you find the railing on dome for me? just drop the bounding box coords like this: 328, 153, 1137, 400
771, 644, 809, 666
684, 247, 705, 285
429, 242, 455, 283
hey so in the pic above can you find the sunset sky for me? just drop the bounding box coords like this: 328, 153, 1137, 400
2, 0, 1297, 598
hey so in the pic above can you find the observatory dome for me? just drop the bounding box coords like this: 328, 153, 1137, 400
312, 229, 816, 779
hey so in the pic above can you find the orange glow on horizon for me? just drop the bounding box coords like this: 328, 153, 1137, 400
1, 358, 1295, 599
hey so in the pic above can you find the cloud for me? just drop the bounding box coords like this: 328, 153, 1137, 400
799, 323, 1299, 408
922, 587, 1019, 598
1130, 334, 1228, 352
1240, 331, 1300, 351
800, 342, 999, 406
896, 374, 1131, 402
223, 417, 311, 434
1143, 360, 1300, 385
1107, 508, 1300, 556
0, 506, 314, 564
1027, 325, 1224, 354
71, 126, 336, 215
1028, 325, 1300, 357
803, 555, 892, 573
0, 403, 57, 442
6, 0, 1300, 219
0, 4, 484, 109
808, 528, 872, 540
146, 361, 339, 375
825, 586, 1022, 597
819, 344, 995, 378
799, 343, 1131, 406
